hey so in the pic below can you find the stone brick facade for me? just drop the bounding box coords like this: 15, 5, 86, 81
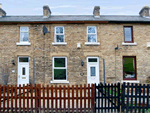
0, 23, 150, 85
0, 5, 150, 85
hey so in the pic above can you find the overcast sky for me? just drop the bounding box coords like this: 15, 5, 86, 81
0, 0, 150, 15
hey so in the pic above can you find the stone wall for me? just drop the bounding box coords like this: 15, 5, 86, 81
0, 23, 150, 85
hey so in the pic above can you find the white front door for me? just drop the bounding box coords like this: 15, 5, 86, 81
18, 57, 29, 86
87, 57, 99, 85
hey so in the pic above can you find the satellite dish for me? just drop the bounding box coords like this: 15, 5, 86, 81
115, 44, 119, 50
43, 25, 50, 35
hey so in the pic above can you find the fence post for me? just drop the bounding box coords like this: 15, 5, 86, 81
35, 84, 38, 113
121, 82, 125, 112
91, 84, 95, 112
38, 84, 41, 112
117, 83, 120, 112
19, 84, 21, 113
0, 85, 1, 112
37, 84, 41, 112
94, 83, 96, 113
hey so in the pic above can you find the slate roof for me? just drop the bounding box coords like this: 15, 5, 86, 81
0, 15, 150, 22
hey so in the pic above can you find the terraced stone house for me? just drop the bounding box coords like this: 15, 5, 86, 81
0, 4, 150, 85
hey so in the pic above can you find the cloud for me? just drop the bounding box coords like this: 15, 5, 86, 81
51, 5, 77, 9
33, 5, 77, 11
82, 6, 125, 10
82, 7, 93, 10
102, 6, 125, 10
33, 7, 42, 11
52, 12, 91, 15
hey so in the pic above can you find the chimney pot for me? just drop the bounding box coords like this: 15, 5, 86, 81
93, 6, 100, 18
43, 5, 51, 18
139, 5, 150, 17
0, 3, 6, 17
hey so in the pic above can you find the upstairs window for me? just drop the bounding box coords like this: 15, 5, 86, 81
20, 27, 29, 42
55, 26, 64, 42
87, 26, 97, 42
124, 26, 133, 43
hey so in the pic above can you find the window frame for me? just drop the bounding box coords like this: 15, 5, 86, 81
123, 56, 137, 80
87, 26, 97, 42
20, 26, 29, 42
18, 56, 29, 63
52, 57, 67, 81
124, 26, 133, 43
54, 26, 65, 43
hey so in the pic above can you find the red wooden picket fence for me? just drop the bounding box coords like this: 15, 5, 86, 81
0, 84, 95, 112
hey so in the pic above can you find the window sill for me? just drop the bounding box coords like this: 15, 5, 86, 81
52, 42, 67, 45
16, 42, 31, 46
50, 80, 69, 84
121, 80, 140, 83
122, 42, 137, 46
85, 42, 100, 45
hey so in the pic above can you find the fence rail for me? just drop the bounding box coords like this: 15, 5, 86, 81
0, 84, 95, 112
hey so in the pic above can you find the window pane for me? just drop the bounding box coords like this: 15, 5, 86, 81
20, 27, 28, 32
56, 35, 64, 42
19, 58, 29, 62
88, 58, 97, 62
123, 57, 135, 78
88, 35, 96, 42
20, 32, 29, 41
56, 27, 63, 33
54, 69, 66, 80
22, 67, 25, 75
124, 27, 132, 42
88, 27, 96, 33
54, 58, 65, 67
91, 67, 96, 76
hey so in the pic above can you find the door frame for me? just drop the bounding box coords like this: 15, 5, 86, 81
87, 57, 99, 84
17, 56, 29, 86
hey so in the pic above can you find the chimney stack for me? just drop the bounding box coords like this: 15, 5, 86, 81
0, 3, 6, 17
139, 5, 150, 17
43, 5, 51, 18
93, 6, 100, 18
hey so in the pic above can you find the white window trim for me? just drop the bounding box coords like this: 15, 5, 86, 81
87, 26, 97, 42
54, 26, 65, 43
52, 42, 67, 45
20, 26, 29, 43
122, 42, 137, 46
16, 42, 31, 46
18, 56, 29, 63
121, 80, 140, 83
85, 42, 100, 45
17, 26, 30, 46
50, 57, 69, 83
147, 42, 150, 47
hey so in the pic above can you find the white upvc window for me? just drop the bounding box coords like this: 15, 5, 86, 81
52, 57, 68, 82
20, 27, 29, 42
55, 26, 65, 42
87, 26, 97, 42
16, 26, 30, 45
